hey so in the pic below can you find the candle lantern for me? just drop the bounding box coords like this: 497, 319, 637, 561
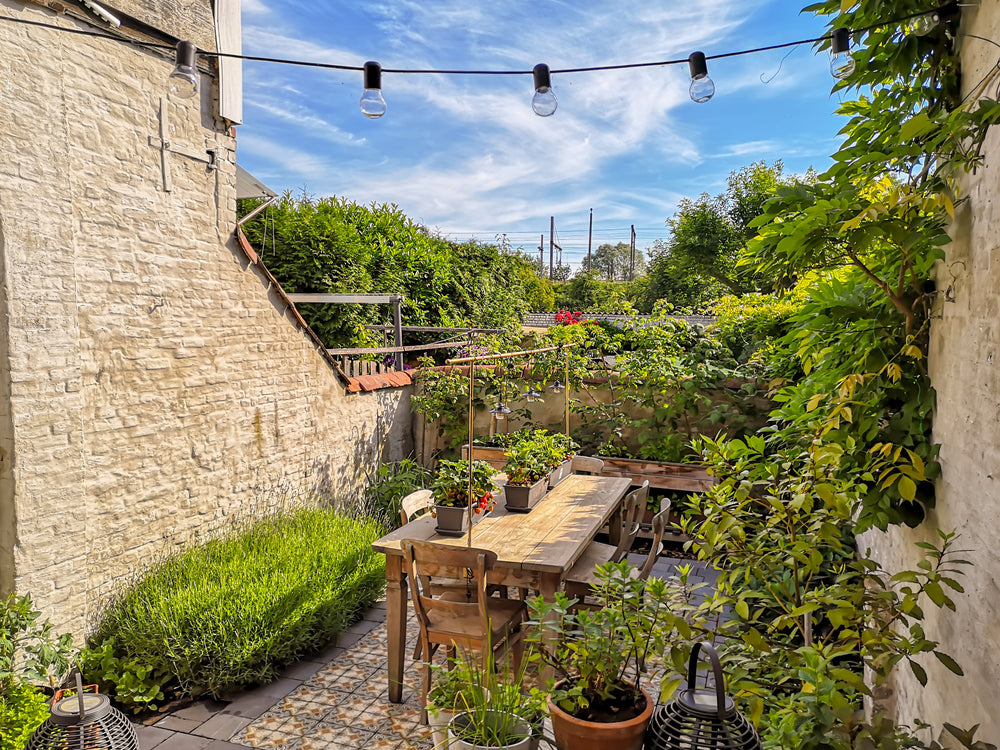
26, 676, 138, 750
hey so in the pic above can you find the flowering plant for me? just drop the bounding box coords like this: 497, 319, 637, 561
553, 309, 592, 325
431, 459, 498, 514
503, 440, 551, 486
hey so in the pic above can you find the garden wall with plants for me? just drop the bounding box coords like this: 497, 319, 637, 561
861, 2, 1000, 738
0, 0, 413, 641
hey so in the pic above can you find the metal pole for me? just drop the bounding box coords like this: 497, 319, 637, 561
587, 208, 593, 272
564, 351, 570, 436
549, 216, 555, 280
539, 235, 544, 274
392, 295, 403, 370
467, 360, 475, 548
630, 225, 636, 282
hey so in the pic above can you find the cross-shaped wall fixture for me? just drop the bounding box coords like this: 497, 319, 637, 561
148, 97, 217, 192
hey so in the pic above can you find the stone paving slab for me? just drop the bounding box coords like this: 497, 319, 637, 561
136, 556, 718, 750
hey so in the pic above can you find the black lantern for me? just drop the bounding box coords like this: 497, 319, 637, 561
27, 676, 138, 750
645, 642, 761, 750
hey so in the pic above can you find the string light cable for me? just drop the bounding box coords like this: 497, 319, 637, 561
0, 1, 976, 113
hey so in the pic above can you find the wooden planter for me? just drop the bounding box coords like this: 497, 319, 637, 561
596, 457, 714, 492
547, 459, 573, 489
503, 477, 548, 512
461, 444, 508, 471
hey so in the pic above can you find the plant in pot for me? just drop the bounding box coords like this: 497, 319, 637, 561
502, 438, 551, 512
441, 646, 546, 750
431, 459, 499, 535
545, 432, 579, 488
526, 560, 674, 750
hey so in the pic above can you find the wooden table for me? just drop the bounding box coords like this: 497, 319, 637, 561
371, 474, 633, 703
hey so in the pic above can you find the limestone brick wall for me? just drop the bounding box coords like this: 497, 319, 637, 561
859, 3, 1000, 743
0, 0, 412, 638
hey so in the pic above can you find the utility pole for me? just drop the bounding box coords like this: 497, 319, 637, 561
549, 216, 555, 280
538, 234, 544, 274
587, 208, 593, 272
630, 224, 636, 281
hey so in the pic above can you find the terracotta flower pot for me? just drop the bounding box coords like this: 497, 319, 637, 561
546, 687, 653, 750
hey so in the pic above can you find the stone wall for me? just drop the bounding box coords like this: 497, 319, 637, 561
860, 3, 1000, 742
0, 0, 412, 638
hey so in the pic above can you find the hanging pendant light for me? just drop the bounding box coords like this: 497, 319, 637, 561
829, 28, 856, 80
524, 386, 544, 403
548, 380, 565, 394
490, 402, 512, 420
645, 642, 761, 750
27, 676, 138, 750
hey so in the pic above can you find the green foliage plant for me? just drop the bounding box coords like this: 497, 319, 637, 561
430, 459, 498, 513
670, 433, 973, 749
527, 561, 675, 721
0, 680, 50, 750
502, 439, 550, 486
363, 457, 431, 529
77, 641, 169, 713
0, 594, 75, 693
85, 507, 385, 707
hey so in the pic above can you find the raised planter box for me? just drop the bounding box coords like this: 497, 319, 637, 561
597, 457, 714, 493
504, 477, 548, 512
547, 459, 573, 489
461, 444, 507, 471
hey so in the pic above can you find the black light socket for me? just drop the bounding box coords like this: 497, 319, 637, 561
688, 51, 708, 79
533, 63, 552, 91
831, 28, 852, 54
363, 61, 382, 89
175, 40, 196, 69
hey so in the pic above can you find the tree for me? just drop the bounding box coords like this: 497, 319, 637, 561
662, 160, 788, 297
586, 242, 645, 281
641, 240, 725, 311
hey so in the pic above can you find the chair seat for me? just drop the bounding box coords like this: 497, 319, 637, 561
425, 595, 526, 644
563, 541, 618, 593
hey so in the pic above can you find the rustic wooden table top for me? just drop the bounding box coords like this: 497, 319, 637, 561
372, 474, 633, 575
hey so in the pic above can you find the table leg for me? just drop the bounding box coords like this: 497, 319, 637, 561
607, 503, 624, 549
385, 556, 408, 703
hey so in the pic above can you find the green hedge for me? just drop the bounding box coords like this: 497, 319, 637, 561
86, 507, 385, 704
0, 681, 49, 750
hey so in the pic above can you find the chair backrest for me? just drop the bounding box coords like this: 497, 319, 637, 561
403, 540, 497, 633
400, 489, 434, 526
572, 456, 605, 476
637, 499, 672, 580
612, 480, 649, 563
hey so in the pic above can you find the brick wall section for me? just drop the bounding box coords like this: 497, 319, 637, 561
0, 0, 412, 637
858, 4, 1000, 740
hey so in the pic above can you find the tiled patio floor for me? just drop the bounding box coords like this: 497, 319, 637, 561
135, 556, 717, 750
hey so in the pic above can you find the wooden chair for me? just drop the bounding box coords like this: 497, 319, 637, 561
572, 456, 605, 475
562, 481, 649, 598
402, 540, 527, 720
635, 500, 672, 581
399, 489, 434, 526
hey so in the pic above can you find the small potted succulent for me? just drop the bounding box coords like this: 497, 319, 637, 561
431, 459, 499, 535
502, 437, 551, 512
527, 560, 674, 750
545, 432, 579, 489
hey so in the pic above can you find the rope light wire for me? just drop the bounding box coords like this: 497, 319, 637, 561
0, 2, 967, 114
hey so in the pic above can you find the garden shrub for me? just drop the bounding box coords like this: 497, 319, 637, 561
363, 457, 431, 528
0, 680, 50, 750
85, 507, 385, 708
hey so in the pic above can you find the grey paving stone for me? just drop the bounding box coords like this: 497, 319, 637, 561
136, 724, 176, 750
222, 677, 300, 719
150, 733, 214, 750
171, 700, 227, 723
191, 713, 253, 740
278, 659, 324, 681
154, 715, 206, 734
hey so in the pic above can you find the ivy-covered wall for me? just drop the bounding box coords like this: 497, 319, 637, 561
862, 3, 1000, 740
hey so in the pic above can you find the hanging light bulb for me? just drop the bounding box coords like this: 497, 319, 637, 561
688, 51, 715, 103
549, 380, 565, 394
490, 402, 512, 421
525, 386, 544, 403
910, 2, 959, 36
531, 63, 558, 117
830, 28, 856, 80
360, 61, 387, 118
168, 41, 199, 99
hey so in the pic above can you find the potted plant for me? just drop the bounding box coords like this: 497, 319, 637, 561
426, 655, 483, 749
431, 459, 499, 535
443, 646, 545, 750
545, 432, 579, 488
526, 560, 672, 750
502, 438, 551, 511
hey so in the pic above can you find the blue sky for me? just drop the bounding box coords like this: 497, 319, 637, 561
236, 0, 847, 269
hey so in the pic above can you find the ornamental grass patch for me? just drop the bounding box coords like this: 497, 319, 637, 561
86, 506, 385, 706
